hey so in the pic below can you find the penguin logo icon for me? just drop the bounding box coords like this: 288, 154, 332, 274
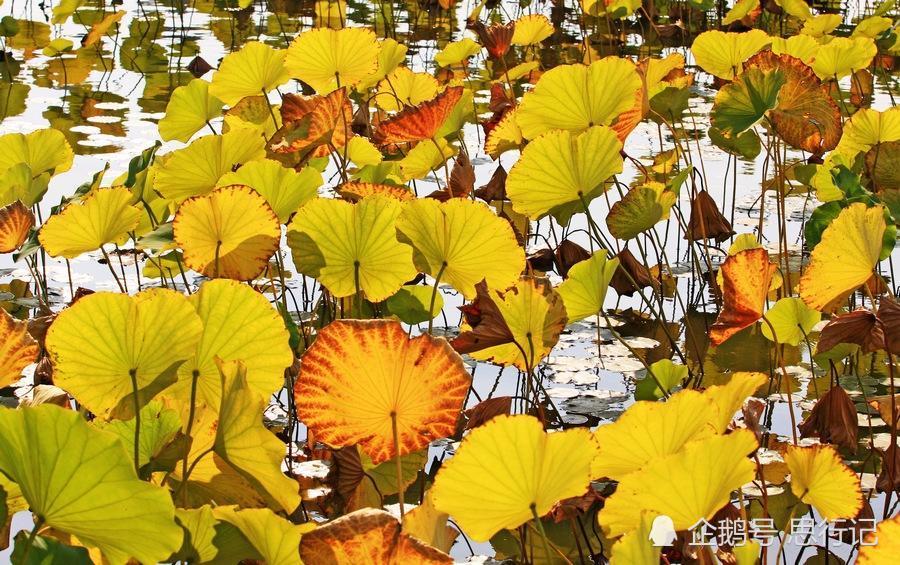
649, 515, 677, 547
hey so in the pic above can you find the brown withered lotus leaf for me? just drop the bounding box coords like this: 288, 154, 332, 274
554, 239, 591, 278
497, 209, 526, 246
373, 86, 464, 146
186, 56, 213, 78
327, 446, 366, 513
851, 69, 874, 108
474, 164, 508, 202
300, 508, 452, 564
709, 248, 776, 346
461, 396, 512, 432
878, 296, 900, 354
428, 152, 474, 201
877, 444, 900, 493
351, 101, 371, 136
294, 319, 470, 464
609, 248, 657, 296
548, 488, 602, 523
798, 385, 859, 452
0, 201, 35, 253
816, 309, 884, 355
451, 280, 515, 355
488, 82, 514, 114
527, 248, 556, 273
269, 88, 353, 159
745, 51, 842, 156
868, 394, 900, 430
471, 21, 515, 60
865, 140, 900, 191
684, 190, 735, 242
742, 397, 766, 442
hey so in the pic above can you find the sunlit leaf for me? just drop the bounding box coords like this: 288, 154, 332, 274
511, 14, 553, 46
375, 67, 439, 112
858, 514, 900, 564
606, 183, 677, 240
432, 414, 596, 542
217, 159, 322, 222
0, 307, 37, 388
784, 444, 863, 520
710, 248, 777, 345
373, 86, 464, 145
285, 27, 380, 93
158, 79, 224, 143
213, 506, 312, 565
0, 201, 33, 253
690, 29, 771, 80
0, 405, 182, 564
209, 41, 290, 106
557, 250, 619, 322
295, 319, 470, 464
0, 128, 73, 177
173, 184, 280, 281
711, 67, 784, 137
811, 36, 877, 80
434, 38, 481, 67
760, 297, 821, 346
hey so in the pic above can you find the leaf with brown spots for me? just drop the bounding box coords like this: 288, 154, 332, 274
0, 308, 38, 388
300, 508, 451, 564
373, 87, 464, 146
269, 88, 353, 159
0, 201, 34, 253
294, 320, 470, 464
710, 248, 776, 346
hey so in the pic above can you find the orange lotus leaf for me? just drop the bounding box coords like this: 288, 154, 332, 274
745, 51, 841, 156
294, 320, 470, 464
0, 201, 35, 253
338, 181, 415, 202
269, 87, 353, 159
1, 308, 39, 388
710, 248, 776, 346
300, 508, 452, 564
373, 86, 464, 146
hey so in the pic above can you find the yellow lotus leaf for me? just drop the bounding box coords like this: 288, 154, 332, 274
484, 108, 524, 158
222, 94, 282, 139
294, 319, 470, 464
835, 107, 900, 159
643, 53, 686, 95
591, 389, 718, 481
761, 297, 821, 346
0, 201, 34, 252
357, 38, 407, 89
396, 198, 525, 299
399, 136, 458, 181
39, 187, 141, 259
214, 506, 313, 565
287, 195, 416, 301
174, 185, 280, 281
703, 372, 767, 432
158, 79, 224, 143
403, 490, 459, 554
774, 0, 812, 20
174, 506, 226, 563
0, 307, 38, 388
0, 162, 50, 208
0, 128, 73, 177
557, 250, 620, 322
784, 444, 862, 520
852, 15, 893, 39
170, 279, 293, 407
285, 27, 380, 93
511, 14, 553, 46
434, 38, 481, 67
770, 34, 819, 64
799, 203, 886, 312
431, 415, 596, 542
0, 405, 183, 565
215, 360, 300, 513
155, 125, 266, 201
722, 0, 759, 25
209, 41, 289, 106
339, 181, 413, 202
858, 515, 900, 564
345, 136, 383, 166
376, 67, 440, 112
599, 430, 757, 537
217, 159, 322, 222
801, 14, 843, 37
45, 289, 202, 420
506, 126, 623, 224
300, 508, 451, 564
811, 36, 877, 80
94, 400, 182, 472
689, 29, 772, 80
516, 57, 642, 139
464, 277, 567, 371
610, 512, 660, 565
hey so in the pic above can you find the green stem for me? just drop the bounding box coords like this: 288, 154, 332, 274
19, 516, 45, 564
427, 261, 447, 334
530, 504, 553, 564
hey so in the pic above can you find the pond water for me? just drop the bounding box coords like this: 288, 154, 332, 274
1, 0, 899, 563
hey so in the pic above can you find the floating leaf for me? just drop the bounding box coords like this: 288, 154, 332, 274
431, 415, 595, 542
173, 185, 280, 281
294, 319, 470, 464
0, 405, 182, 564
46, 289, 203, 420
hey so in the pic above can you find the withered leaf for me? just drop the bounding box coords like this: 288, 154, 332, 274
798, 385, 858, 453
